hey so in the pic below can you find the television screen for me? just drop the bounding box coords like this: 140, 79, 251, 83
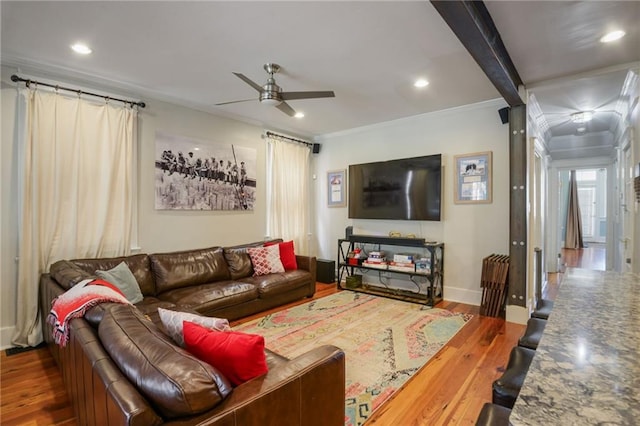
348, 154, 441, 221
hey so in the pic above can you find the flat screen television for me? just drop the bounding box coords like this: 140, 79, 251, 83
348, 154, 442, 221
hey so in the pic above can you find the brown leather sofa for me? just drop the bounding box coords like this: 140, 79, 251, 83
39, 239, 346, 425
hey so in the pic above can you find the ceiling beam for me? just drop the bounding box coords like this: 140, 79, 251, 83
431, 0, 524, 106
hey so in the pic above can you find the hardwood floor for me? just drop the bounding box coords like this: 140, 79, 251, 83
1, 279, 567, 426
560, 243, 606, 271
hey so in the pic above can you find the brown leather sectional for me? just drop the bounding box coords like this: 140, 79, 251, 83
39, 239, 346, 425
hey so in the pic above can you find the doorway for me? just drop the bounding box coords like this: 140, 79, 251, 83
557, 167, 607, 271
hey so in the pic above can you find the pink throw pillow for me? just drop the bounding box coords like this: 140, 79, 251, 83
183, 321, 268, 386
247, 245, 285, 276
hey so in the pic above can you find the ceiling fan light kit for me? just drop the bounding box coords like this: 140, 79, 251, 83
570, 111, 594, 123
216, 63, 335, 117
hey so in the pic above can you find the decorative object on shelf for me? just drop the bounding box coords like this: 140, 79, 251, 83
454, 151, 493, 204
327, 169, 346, 207
345, 274, 362, 289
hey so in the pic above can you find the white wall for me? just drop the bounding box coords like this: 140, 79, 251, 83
136, 100, 268, 252
313, 99, 510, 306
631, 69, 640, 274
1, 85, 19, 348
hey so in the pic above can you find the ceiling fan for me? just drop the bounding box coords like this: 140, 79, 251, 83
215, 63, 335, 117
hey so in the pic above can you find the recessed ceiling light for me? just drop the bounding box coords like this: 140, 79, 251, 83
294, 112, 305, 118
414, 79, 429, 88
571, 111, 594, 123
71, 43, 92, 55
600, 30, 625, 43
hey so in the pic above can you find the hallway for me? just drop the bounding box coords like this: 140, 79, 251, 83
561, 244, 606, 271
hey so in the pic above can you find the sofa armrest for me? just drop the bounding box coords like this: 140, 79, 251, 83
39, 273, 66, 360
194, 345, 345, 426
295, 255, 316, 280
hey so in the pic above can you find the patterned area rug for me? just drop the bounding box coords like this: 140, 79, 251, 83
234, 291, 472, 425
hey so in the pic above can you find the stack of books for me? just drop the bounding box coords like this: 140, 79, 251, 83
388, 253, 416, 272
363, 251, 388, 269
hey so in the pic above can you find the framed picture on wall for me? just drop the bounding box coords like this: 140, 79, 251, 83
454, 151, 493, 204
327, 169, 346, 207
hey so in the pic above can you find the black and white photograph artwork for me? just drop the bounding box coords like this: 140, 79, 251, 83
155, 132, 257, 210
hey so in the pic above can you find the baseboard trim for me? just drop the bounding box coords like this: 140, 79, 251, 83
505, 305, 529, 325
443, 286, 482, 306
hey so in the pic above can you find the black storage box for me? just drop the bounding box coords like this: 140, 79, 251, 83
316, 259, 336, 283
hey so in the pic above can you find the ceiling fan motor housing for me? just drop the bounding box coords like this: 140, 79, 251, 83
260, 80, 283, 105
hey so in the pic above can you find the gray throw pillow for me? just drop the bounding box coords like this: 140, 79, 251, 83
96, 261, 144, 304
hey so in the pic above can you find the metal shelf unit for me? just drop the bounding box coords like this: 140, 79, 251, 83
337, 235, 444, 307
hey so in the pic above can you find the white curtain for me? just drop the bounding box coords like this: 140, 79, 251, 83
266, 136, 310, 255
12, 88, 137, 347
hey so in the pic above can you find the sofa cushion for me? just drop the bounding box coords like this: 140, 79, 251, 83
70, 254, 156, 297
96, 262, 144, 304
50, 260, 96, 290
223, 248, 254, 280
249, 270, 312, 298
98, 304, 232, 419
150, 246, 231, 294
84, 297, 179, 328
183, 321, 268, 386
247, 245, 285, 276
158, 307, 231, 347
157, 281, 258, 315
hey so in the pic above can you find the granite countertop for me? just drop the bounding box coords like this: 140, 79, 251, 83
510, 268, 640, 425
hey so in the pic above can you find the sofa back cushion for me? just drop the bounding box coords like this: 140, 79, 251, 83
223, 239, 283, 280
50, 260, 95, 290
223, 248, 254, 280
150, 246, 231, 294
98, 304, 232, 419
69, 254, 155, 296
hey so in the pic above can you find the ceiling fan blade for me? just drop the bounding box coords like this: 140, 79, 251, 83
214, 98, 255, 106
233, 73, 263, 92
280, 91, 335, 101
276, 101, 296, 117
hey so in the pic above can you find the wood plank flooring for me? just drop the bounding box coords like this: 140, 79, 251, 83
1, 276, 567, 425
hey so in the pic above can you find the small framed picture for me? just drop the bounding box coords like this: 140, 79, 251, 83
454, 151, 492, 204
327, 169, 346, 207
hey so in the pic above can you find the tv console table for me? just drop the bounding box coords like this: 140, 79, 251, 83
337, 235, 444, 307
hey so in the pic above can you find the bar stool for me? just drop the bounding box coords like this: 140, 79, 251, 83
531, 299, 554, 320
492, 346, 536, 408
518, 317, 546, 350
475, 402, 512, 426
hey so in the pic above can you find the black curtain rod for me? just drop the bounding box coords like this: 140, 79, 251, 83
10, 74, 146, 108
265, 131, 312, 147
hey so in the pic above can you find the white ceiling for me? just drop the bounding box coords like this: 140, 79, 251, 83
1, 1, 639, 158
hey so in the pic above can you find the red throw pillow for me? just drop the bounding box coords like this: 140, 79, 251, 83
278, 240, 298, 270
264, 240, 298, 271
183, 321, 268, 386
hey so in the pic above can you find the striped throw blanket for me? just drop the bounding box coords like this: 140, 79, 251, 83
48, 278, 131, 347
